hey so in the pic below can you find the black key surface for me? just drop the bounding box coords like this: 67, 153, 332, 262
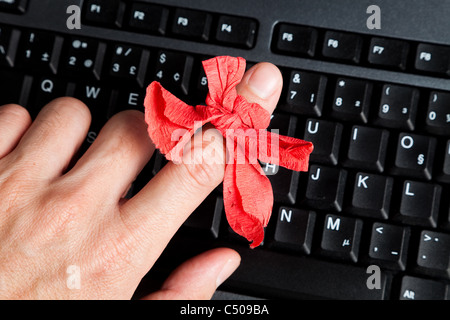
305, 165, 347, 211
400, 276, 449, 300
322, 31, 362, 63
183, 196, 222, 239
415, 43, 450, 76
215, 15, 257, 49
73, 82, 111, 122
171, 8, 212, 41
282, 70, 327, 117
367, 37, 409, 70
153, 50, 194, 96
343, 125, 389, 172
107, 44, 149, 87
0, 70, 25, 105
126, 2, 169, 35
375, 84, 419, 131
274, 23, 318, 57
271, 207, 316, 254
227, 245, 391, 299
261, 163, 299, 204
303, 118, 342, 165
392, 133, 436, 180
110, 88, 145, 116
29, 77, 69, 118
16, 30, 62, 74
426, 91, 450, 136
438, 139, 450, 183
0, 25, 18, 68
368, 223, 410, 270
331, 78, 372, 123
416, 230, 450, 279
82, 0, 122, 27
349, 172, 393, 219
0, 0, 28, 13
268, 113, 297, 137
61, 37, 105, 80
320, 214, 363, 262
395, 180, 441, 228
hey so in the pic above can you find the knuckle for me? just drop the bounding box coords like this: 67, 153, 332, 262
100, 110, 148, 162
179, 128, 225, 189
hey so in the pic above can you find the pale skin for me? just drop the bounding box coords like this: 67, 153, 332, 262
0, 62, 283, 300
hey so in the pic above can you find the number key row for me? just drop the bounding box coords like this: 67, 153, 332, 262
281, 70, 450, 136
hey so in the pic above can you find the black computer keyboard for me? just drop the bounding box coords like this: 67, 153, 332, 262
0, 0, 449, 300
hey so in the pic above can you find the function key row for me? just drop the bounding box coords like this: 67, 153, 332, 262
82, 0, 258, 49
273, 22, 450, 78
280, 69, 450, 136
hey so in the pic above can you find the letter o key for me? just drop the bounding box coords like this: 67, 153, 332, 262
401, 136, 414, 149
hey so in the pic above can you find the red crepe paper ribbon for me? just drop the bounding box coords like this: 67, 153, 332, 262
144, 56, 313, 248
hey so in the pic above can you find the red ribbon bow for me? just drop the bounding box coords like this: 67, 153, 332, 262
144, 56, 313, 248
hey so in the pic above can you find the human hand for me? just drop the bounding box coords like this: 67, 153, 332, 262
0, 62, 283, 299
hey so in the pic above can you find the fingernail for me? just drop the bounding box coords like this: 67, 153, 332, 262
216, 257, 241, 288
247, 63, 281, 99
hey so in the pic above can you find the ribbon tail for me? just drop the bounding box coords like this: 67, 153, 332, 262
258, 131, 314, 172
223, 160, 273, 249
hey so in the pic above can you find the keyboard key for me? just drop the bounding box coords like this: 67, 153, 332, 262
82, 0, 123, 27
107, 44, 150, 87
395, 180, 441, 227
110, 88, 145, 116
320, 214, 362, 262
303, 119, 343, 165
368, 223, 410, 270
183, 195, 222, 238
349, 173, 393, 219
126, 2, 169, 35
305, 165, 347, 211
261, 163, 299, 204
0, 70, 26, 105
0, 25, 19, 67
282, 70, 327, 117
226, 245, 391, 299
62, 37, 106, 80
215, 15, 257, 49
375, 84, 420, 131
0, 0, 28, 14
271, 207, 316, 254
29, 77, 69, 118
321, 31, 362, 63
415, 43, 450, 76
392, 133, 436, 180
73, 82, 111, 122
274, 23, 318, 57
416, 230, 450, 279
400, 276, 449, 300
268, 113, 297, 137
438, 139, 450, 183
331, 78, 372, 123
343, 125, 389, 172
171, 8, 212, 41
153, 50, 194, 96
367, 37, 409, 70
16, 30, 63, 74
425, 91, 450, 136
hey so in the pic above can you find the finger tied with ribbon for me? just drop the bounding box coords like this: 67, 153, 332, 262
144, 56, 313, 248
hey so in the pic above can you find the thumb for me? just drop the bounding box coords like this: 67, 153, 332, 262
142, 248, 241, 300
